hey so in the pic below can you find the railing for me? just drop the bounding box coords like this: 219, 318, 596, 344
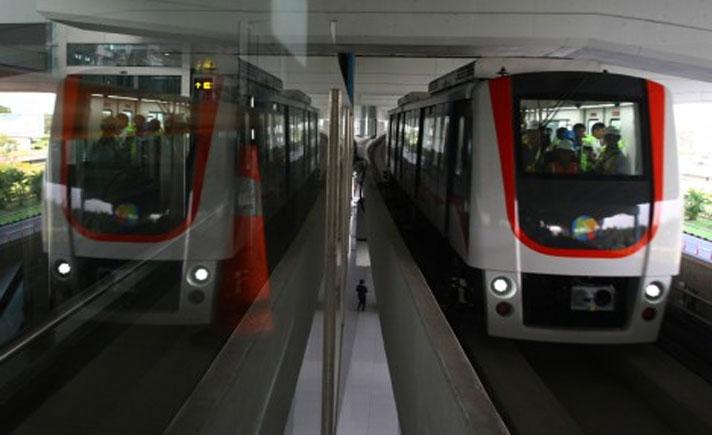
682, 233, 712, 263
0, 215, 42, 245
670, 281, 712, 328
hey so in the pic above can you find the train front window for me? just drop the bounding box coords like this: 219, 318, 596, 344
513, 90, 653, 251
67, 93, 194, 236
518, 99, 643, 177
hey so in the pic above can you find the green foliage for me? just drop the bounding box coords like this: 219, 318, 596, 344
684, 189, 711, 221
0, 105, 10, 114
0, 165, 44, 209
28, 171, 43, 199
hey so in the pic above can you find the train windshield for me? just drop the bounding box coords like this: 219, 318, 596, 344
511, 73, 654, 252
518, 99, 643, 177
66, 93, 194, 236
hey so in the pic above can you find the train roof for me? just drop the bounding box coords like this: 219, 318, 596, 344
389, 58, 606, 114
397, 92, 430, 106
236, 58, 283, 92
427, 58, 601, 94
282, 89, 312, 106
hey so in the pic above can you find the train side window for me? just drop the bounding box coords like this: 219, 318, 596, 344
387, 115, 394, 167
421, 107, 435, 171
313, 112, 319, 169
455, 115, 464, 176
412, 110, 420, 165
439, 108, 450, 170
398, 112, 405, 174
403, 111, 410, 164
267, 111, 275, 164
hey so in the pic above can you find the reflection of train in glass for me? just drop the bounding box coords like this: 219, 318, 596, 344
386, 61, 682, 342
43, 63, 321, 325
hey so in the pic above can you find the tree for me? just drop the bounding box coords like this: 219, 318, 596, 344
29, 170, 43, 199
684, 189, 711, 221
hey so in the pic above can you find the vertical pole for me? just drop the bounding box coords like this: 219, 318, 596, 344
322, 88, 342, 435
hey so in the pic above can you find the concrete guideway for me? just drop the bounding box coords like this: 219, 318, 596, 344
364, 153, 509, 435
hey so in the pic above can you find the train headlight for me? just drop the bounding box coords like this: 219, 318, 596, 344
644, 282, 664, 301
188, 266, 211, 286
490, 277, 514, 297
55, 260, 72, 277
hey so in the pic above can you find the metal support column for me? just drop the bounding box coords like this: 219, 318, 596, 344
321, 88, 353, 435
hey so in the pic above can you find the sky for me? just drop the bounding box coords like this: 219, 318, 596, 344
0, 92, 56, 115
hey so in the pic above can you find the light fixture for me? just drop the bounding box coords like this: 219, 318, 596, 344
491, 277, 512, 295
56, 261, 71, 277
496, 302, 513, 316
644, 282, 663, 301
642, 307, 657, 321
190, 266, 210, 285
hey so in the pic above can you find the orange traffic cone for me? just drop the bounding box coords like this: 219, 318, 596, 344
217, 143, 274, 335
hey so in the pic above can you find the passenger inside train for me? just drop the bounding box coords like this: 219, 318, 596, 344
519, 100, 642, 177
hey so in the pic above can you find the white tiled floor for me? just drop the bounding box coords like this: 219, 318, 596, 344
336, 263, 399, 435
337, 194, 399, 435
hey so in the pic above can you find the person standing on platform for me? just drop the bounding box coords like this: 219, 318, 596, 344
356, 279, 368, 312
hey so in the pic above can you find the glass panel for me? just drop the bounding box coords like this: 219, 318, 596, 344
64, 88, 192, 236
519, 99, 643, 176
67, 43, 182, 67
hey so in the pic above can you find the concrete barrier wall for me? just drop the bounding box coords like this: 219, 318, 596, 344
678, 254, 712, 299
364, 175, 509, 435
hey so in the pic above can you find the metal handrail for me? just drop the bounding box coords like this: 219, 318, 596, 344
673, 285, 712, 307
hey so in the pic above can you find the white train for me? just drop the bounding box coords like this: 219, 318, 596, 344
386, 60, 682, 343
43, 62, 320, 326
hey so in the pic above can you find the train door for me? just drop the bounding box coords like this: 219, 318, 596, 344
447, 99, 473, 255
444, 100, 469, 238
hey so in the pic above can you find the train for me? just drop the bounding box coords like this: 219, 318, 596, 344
42, 60, 321, 326
385, 60, 682, 343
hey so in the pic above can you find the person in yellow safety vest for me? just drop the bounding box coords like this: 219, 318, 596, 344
572, 123, 586, 153
580, 122, 606, 172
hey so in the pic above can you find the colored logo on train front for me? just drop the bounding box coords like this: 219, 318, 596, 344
115, 203, 139, 226
572, 215, 600, 241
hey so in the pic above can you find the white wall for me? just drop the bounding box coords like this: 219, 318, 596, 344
0, 0, 46, 23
